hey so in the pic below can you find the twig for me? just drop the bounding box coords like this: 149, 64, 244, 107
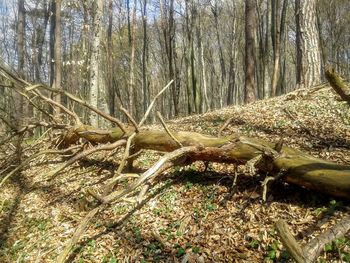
30, 87, 82, 125
261, 169, 285, 202
26, 84, 127, 133
120, 106, 139, 132
0, 145, 82, 188
102, 146, 195, 204
156, 111, 182, 148
56, 206, 102, 263
47, 139, 127, 180
102, 134, 137, 195
138, 80, 173, 127
218, 117, 234, 137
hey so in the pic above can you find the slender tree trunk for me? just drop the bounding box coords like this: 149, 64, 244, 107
227, 2, 237, 106
49, 0, 56, 88
89, 0, 104, 126
141, 0, 148, 115
270, 0, 280, 97
211, 3, 226, 106
198, 19, 209, 111
53, 0, 62, 112
16, 0, 25, 119
128, 0, 137, 118
244, 0, 257, 103
107, 0, 115, 117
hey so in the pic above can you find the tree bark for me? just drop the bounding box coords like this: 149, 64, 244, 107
128, 0, 137, 118
53, 0, 62, 111
89, 0, 104, 126
295, 0, 321, 88
244, 0, 257, 103
16, 0, 25, 119
107, 0, 115, 117
61, 126, 350, 200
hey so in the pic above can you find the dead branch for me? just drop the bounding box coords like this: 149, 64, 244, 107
325, 68, 350, 103
0, 145, 82, 188
30, 88, 82, 124
120, 106, 139, 132
156, 111, 183, 148
29, 84, 127, 133
276, 214, 350, 263
47, 139, 127, 180
138, 80, 173, 127
218, 117, 234, 137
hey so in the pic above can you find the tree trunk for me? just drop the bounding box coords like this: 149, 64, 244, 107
141, 0, 149, 116
61, 125, 350, 200
16, 0, 25, 120
107, 0, 115, 117
295, 0, 321, 88
244, 0, 257, 103
89, 0, 104, 126
53, 0, 62, 111
128, 0, 137, 119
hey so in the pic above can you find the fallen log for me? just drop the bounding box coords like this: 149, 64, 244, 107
276, 215, 350, 263
325, 68, 350, 103
60, 126, 350, 200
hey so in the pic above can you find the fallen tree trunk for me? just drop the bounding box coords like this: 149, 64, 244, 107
325, 68, 350, 103
276, 215, 350, 263
61, 125, 350, 200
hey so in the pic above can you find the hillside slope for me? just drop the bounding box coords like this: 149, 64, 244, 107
1, 85, 349, 262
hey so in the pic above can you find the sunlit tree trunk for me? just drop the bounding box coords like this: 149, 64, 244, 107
53, 0, 62, 111
107, 0, 115, 117
16, 0, 25, 120
295, 0, 321, 88
128, 0, 137, 118
89, 0, 104, 126
141, 0, 149, 115
244, 0, 257, 103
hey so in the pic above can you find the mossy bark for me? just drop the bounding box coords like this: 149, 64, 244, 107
325, 68, 350, 103
61, 126, 350, 199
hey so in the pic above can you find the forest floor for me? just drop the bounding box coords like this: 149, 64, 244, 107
0, 85, 350, 263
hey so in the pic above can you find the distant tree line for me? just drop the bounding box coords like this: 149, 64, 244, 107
0, 0, 348, 125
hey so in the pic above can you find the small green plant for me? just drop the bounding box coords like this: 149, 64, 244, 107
184, 181, 193, 190
327, 200, 343, 214
132, 227, 142, 243
249, 239, 260, 249
324, 237, 350, 262
10, 240, 25, 260
193, 207, 201, 223
102, 254, 118, 263
26, 217, 50, 231
143, 241, 163, 261
112, 204, 128, 215
192, 246, 200, 254
264, 240, 281, 261
176, 247, 186, 257
273, 120, 287, 129
205, 202, 217, 211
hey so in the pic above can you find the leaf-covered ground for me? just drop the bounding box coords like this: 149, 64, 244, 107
0, 86, 350, 262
